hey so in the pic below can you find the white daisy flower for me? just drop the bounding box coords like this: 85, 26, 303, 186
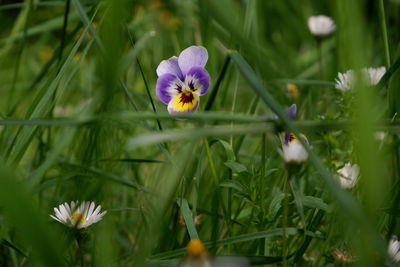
363, 66, 386, 86
180, 239, 212, 267
335, 70, 355, 91
337, 163, 360, 189
50, 201, 107, 229
388, 235, 400, 262
307, 15, 336, 37
374, 131, 386, 141
281, 133, 309, 164
335, 67, 386, 91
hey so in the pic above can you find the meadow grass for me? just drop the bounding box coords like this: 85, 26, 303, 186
1, 0, 400, 266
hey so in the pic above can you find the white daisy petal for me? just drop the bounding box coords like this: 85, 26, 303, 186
87, 202, 96, 218
308, 15, 336, 37
65, 202, 73, 215
281, 133, 308, 164
50, 201, 106, 229
92, 205, 102, 217
389, 236, 400, 262
50, 214, 64, 223
335, 67, 386, 91
362, 66, 386, 86
71, 201, 77, 212
54, 207, 63, 219
59, 204, 70, 219
335, 70, 355, 91
337, 163, 360, 189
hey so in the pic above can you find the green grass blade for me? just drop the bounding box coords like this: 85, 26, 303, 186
0, 164, 66, 267
1, 240, 27, 257
378, 0, 391, 68
7, 27, 93, 165
70, 0, 102, 49
228, 50, 388, 259
151, 228, 314, 259
0, 13, 80, 45
126, 124, 274, 150
59, 159, 147, 191
177, 198, 199, 240
289, 176, 306, 231
205, 55, 231, 111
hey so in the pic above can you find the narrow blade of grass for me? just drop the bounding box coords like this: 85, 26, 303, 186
228, 50, 388, 260
0, 164, 66, 267
177, 198, 199, 240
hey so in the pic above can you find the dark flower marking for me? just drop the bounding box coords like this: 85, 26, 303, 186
179, 92, 194, 106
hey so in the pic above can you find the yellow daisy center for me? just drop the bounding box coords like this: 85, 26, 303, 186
287, 83, 299, 98
71, 213, 85, 223
186, 239, 206, 257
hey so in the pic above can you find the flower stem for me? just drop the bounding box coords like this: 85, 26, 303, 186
75, 232, 85, 267
282, 172, 290, 266
204, 139, 219, 184
317, 38, 323, 80
378, 0, 391, 68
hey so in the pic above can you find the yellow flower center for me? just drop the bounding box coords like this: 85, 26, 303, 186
72, 213, 85, 223
168, 91, 199, 113
288, 133, 297, 143
186, 239, 206, 257
287, 83, 299, 98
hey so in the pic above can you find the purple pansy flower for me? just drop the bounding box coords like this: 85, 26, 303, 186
281, 104, 308, 164
156, 46, 210, 114
284, 104, 297, 145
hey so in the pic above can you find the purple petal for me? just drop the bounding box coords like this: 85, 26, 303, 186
178, 46, 208, 76
156, 56, 183, 79
156, 74, 181, 104
185, 67, 210, 96
284, 132, 291, 145
287, 104, 297, 120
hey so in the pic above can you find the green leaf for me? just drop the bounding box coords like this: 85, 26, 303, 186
59, 159, 147, 191
229, 50, 387, 257
7, 23, 94, 165
177, 198, 199, 240
151, 228, 315, 260
302, 196, 331, 213
1, 239, 27, 257
268, 189, 285, 218
126, 124, 274, 150
0, 164, 66, 266
216, 139, 236, 161
290, 177, 306, 230
204, 55, 231, 111
224, 161, 248, 173
219, 181, 245, 192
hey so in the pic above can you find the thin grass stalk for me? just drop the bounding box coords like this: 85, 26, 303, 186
204, 55, 231, 111
204, 139, 219, 185
47, 0, 72, 155
58, 0, 71, 62
282, 173, 290, 266
317, 39, 323, 80
229, 50, 389, 261
136, 58, 163, 132
0, 1, 65, 10
378, 0, 391, 68
125, 26, 163, 132
7, 0, 33, 113
260, 133, 267, 257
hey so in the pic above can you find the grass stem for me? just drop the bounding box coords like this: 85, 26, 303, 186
378, 0, 391, 68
